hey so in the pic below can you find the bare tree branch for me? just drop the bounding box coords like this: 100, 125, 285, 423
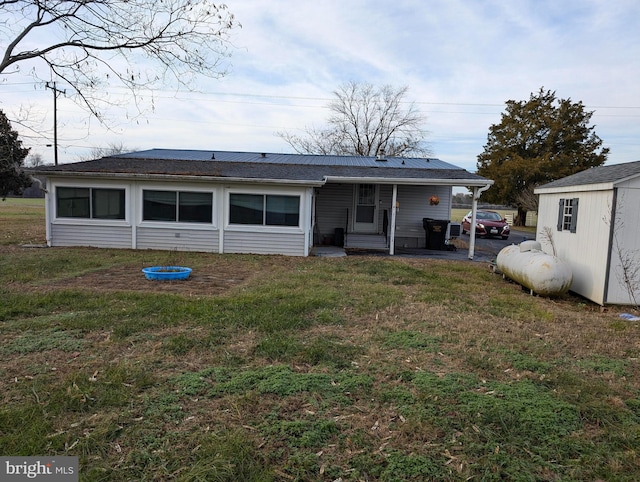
76, 141, 135, 161
1, 0, 239, 122
604, 195, 640, 308
515, 184, 539, 213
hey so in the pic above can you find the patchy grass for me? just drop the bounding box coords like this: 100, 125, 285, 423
0, 198, 46, 245
2, 208, 640, 480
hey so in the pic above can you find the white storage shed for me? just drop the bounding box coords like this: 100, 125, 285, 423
535, 161, 640, 305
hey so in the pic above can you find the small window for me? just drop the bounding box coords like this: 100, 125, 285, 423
57, 187, 125, 220
229, 193, 300, 226
143, 190, 213, 223
557, 198, 579, 233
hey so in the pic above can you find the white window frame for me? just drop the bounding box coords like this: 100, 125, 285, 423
557, 197, 579, 233
138, 184, 218, 230
225, 186, 305, 234
52, 181, 130, 226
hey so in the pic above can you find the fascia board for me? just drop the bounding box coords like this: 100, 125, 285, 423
35, 171, 326, 187
323, 176, 493, 187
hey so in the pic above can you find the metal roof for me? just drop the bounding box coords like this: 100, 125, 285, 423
34, 148, 491, 186
536, 160, 640, 190
114, 148, 460, 169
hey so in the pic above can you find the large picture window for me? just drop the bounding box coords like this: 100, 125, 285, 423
230, 193, 300, 226
143, 190, 213, 223
57, 187, 125, 219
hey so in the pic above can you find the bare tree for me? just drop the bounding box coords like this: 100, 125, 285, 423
278, 81, 429, 157
515, 184, 539, 214
1, 0, 239, 121
614, 243, 640, 309
76, 141, 135, 161
26, 152, 45, 167
538, 226, 557, 257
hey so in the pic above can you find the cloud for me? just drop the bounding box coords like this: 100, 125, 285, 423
2, 0, 639, 172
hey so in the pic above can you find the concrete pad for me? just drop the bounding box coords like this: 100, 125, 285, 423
312, 246, 347, 257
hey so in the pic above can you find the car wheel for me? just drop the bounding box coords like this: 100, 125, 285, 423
502, 236, 509, 240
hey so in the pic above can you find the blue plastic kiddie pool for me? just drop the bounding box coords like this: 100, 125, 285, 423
142, 266, 192, 281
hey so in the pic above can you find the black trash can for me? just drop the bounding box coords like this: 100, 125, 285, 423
423, 218, 449, 250
334, 227, 344, 247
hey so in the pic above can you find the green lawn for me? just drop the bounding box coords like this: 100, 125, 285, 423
1, 198, 639, 481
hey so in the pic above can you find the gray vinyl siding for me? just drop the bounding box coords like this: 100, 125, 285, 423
51, 224, 132, 249
137, 226, 219, 252
224, 231, 306, 256
395, 185, 451, 246
315, 184, 352, 241
315, 183, 452, 247
378, 185, 393, 232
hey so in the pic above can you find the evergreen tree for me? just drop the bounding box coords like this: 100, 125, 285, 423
0, 110, 31, 199
477, 88, 608, 225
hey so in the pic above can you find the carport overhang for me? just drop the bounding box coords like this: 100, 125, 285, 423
323, 176, 494, 259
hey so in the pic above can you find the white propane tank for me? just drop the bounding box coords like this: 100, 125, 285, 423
496, 241, 573, 296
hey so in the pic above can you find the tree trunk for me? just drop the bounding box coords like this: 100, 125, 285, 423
514, 207, 528, 227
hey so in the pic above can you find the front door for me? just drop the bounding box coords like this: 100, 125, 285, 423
353, 184, 378, 233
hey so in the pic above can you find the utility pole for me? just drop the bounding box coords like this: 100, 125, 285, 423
45, 81, 65, 165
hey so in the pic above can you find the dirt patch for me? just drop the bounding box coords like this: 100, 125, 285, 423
53, 264, 251, 296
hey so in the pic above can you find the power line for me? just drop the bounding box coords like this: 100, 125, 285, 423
4, 80, 640, 110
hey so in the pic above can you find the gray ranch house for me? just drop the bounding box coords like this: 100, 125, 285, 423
34, 149, 493, 258
535, 160, 640, 305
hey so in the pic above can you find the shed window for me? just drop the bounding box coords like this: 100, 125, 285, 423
57, 187, 125, 220
557, 198, 579, 233
229, 193, 300, 226
143, 190, 212, 223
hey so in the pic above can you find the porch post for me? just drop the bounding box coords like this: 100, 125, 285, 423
468, 184, 492, 260
390, 184, 398, 255
44, 183, 52, 247
468, 188, 478, 260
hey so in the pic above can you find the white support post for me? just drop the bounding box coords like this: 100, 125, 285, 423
390, 184, 398, 255
45, 184, 52, 247
468, 184, 492, 260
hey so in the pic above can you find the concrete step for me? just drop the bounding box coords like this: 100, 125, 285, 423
344, 234, 388, 249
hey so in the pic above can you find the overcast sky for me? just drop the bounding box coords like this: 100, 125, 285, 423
3, 0, 640, 173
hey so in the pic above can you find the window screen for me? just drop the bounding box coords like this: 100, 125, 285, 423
230, 193, 300, 226
92, 189, 125, 219
57, 187, 90, 218
178, 192, 213, 223
57, 187, 125, 220
143, 190, 176, 221
266, 195, 299, 226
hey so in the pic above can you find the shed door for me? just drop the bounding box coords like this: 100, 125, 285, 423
353, 184, 378, 233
